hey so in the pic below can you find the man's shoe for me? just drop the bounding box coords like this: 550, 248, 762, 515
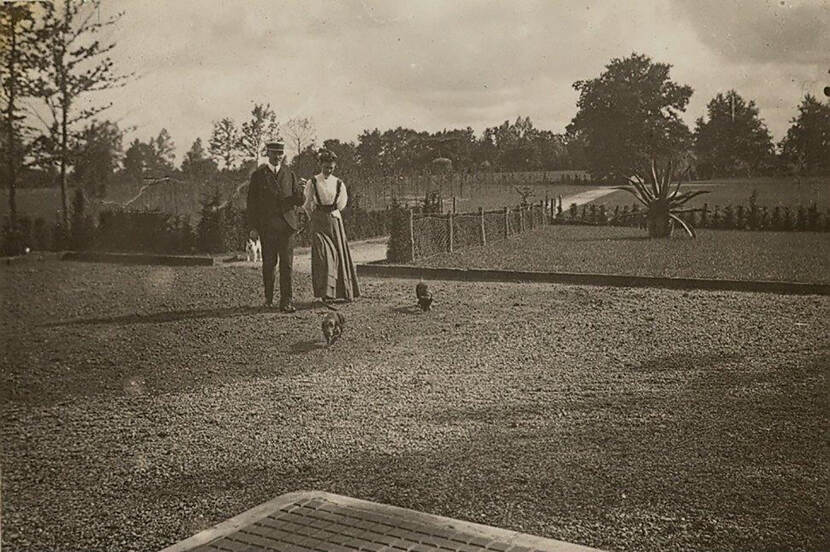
280, 303, 296, 313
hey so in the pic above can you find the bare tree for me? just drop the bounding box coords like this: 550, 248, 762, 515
208, 117, 239, 170
283, 117, 316, 160
33, 0, 130, 227
0, 4, 39, 227
238, 103, 279, 166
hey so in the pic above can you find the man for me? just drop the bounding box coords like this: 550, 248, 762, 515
246, 141, 306, 312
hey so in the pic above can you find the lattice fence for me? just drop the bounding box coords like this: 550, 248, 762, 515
408, 200, 553, 261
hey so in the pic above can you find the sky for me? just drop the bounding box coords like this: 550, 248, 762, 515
80, 0, 830, 162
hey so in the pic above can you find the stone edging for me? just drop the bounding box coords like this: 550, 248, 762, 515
159, 490, 604, 552
61, 251, 215, 266
357, 263, 830, 296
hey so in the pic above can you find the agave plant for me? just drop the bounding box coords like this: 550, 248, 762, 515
615, 158, 709, 238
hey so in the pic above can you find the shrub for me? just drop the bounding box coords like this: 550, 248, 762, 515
386, 203, 412, 263
736, 204, 746, 230
1, 216, 29, 256
70, 189, 95, 250
782, 207, 793, 230
722, 205, 736, 230
32, 218, 50, 250
196, 190, 227, 253
747, 190, 759, 230
699, 203, 709, 228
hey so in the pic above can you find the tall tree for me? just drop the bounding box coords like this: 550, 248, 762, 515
283, 117, 316, 160
0, 4, 39, 226
694, 90, 774, 178
779, 94, 830, 175
208, 117, 239, 170
566, 52, 693, 181
238, 103, 279, 165
356, 129, 382, 171
72, 119, 123, 197
34, 0, 130, 227
322, 138, 357, 173
181, 137, 217, 181
150, 128, 175, 174
122, 138, 153, 180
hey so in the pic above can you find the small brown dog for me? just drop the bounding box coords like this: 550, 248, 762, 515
321, 311, 345, 346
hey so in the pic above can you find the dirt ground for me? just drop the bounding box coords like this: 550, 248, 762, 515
1, 260, 827, 552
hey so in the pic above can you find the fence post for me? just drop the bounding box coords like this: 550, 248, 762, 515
479, 207, 486, 246
408, 208, 416, 261
447, 212, 454, 253
539, 199, 545, 226
519, 205, 525, 233
504, 207, 510, 238
452, 196, 457, 214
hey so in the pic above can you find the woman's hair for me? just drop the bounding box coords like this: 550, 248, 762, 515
317, 148, 337, 163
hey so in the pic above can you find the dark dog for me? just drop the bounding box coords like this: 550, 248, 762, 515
415, 282, 433, 312
321, 311, 345, 346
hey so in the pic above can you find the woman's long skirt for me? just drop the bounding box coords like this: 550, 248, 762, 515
310, 211, 360, 300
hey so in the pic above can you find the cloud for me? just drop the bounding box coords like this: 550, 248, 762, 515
672, 0, 830, 65
81, 0, 825, 162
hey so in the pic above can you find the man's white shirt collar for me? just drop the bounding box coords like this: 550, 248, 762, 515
267, 161, 281, 174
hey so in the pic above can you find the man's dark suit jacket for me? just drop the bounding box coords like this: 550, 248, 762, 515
247, 164, 305, 235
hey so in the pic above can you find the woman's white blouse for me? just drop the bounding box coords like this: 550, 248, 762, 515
304, 174, 349, 219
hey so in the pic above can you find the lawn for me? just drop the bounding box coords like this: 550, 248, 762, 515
413, 225, 830, 284
0, 181, 589, 223
1, 261, 827, 552
584, 176, 830, 211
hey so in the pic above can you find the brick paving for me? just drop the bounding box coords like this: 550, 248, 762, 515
161, 491, 604, 552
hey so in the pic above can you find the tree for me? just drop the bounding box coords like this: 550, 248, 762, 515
779, 95, 830, 175
694, 91, 775, 178
238, 103, 279, 165
322, 139, 357, 173
1, 4, 39, 226
208, 117, 239, 170
356, 129, 382, 171
122, 138, 154, 180
33, 0, 129, 228
72, 119, 123, 197
290, 143, 319, 180
567, 52, 693, 181
181, 137, 218, 181
150, 128, 175, 174
283, 117, 316, 160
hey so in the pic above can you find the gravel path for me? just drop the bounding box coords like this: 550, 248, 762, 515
1, 261, 827, 552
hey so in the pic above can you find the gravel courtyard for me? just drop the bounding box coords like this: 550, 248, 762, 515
1, 260, 827, 552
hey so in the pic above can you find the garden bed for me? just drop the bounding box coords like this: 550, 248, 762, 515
1, 261, 827, 552
412, 225, 830, 284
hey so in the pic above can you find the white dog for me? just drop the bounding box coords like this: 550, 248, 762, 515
245, 230, 262, 263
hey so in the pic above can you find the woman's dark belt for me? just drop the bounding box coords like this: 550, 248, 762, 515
316, 204, 338, 213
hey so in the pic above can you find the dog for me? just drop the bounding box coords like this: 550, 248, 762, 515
245, 230, 262, 263
415, 282, 433, 312
321, 311, 345, 346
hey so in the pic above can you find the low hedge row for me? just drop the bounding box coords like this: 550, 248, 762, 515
556, 202, 830, 232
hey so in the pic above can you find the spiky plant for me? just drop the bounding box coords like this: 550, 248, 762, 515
615, 159, 709, 238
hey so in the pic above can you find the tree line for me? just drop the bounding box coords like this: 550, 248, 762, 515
3, 2, 829, 230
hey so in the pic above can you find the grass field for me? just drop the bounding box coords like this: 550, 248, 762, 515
413, 225, 830, 284
584, 176, 830, 211
0, 170, 589, 223
1, 261, 827, 552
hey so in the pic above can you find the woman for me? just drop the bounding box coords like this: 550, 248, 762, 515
304, 148, 360, 306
